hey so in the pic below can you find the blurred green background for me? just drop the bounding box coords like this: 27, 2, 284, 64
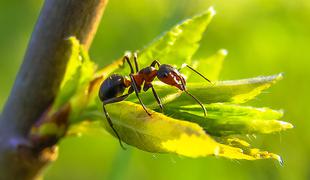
0, 0, 309, 179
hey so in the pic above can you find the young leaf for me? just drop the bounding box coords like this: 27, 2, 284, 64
95, 101, 282, 162
127, 73, 283, 106
170, 73, 283, 105
188, 49, 228, 81
163, 103, 293, 136
138, 7, 216, 67
30, 37, 96, 148
52, 37, 81, 110
102, 101, 218, 154
52, 37, 96, 111
217, 139, 283, 163
39, 7, 292, 164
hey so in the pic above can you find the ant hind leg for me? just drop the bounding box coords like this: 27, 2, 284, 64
102, 94, 130, 150
102, 104, 126, 150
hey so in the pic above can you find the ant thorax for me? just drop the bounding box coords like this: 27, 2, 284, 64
137, 66, 157, 83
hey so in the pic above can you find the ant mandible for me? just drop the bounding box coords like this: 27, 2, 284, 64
98, 52, 211, 149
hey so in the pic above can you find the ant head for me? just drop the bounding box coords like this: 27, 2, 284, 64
157, 64, 186, 91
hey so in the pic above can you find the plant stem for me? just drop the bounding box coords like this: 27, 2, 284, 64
0, 0, 108, 179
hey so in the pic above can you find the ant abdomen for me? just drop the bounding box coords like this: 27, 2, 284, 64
99, 74, 127, 101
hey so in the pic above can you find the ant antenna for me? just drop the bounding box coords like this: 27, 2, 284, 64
184, 90, 207, 117
179, 63, 211, 83
102, 104, 126, 150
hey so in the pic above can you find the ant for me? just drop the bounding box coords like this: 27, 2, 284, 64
98, 53, 211, 149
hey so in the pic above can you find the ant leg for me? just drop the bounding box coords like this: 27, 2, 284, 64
151, 85, 164, 112
178, 63, 211, 83
103, 94, 129, 105
102, 104, 126, 150
142, 83, 163, 111
121, 55, 135, 74
129, 74, 151, 116
133, 52, 139, 72
184, 90, 207, 117
102, 94, 129, 150
150, 60, 161, 68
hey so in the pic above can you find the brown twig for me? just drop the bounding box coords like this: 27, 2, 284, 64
0, 0, 108, 179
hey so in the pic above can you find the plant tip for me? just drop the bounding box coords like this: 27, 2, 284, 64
64, 36, 75, 41
278, 156, 284, 166
208, 6, 216, 16
280, 121, 294, 129
219, 49, 228, 56
278, 72, 285, 78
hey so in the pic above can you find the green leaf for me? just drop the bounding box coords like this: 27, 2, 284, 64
53, 36, 96, 116
138, 7, 216, 67
78, 44, 97, 85
102, 101, 217, 154
94, 101, 282, 162
171, 73, 283, 105
69, 45, 97, 122
127, 73, 283, 106
188, 49, 228, 81
53, 37, 81, 110
163, 103, 293, 136
46, 9, 292, 164
216, 138, 283, 163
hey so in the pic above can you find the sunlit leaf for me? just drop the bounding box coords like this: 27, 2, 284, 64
171, 73, 283, 105
92, 101, 282, 162
101, 101, 217, 153
217, 137, 283, 164
127, 73, 283, 106
163, 103, 293, 136
40, 8, 293, 164
52, 37, 81, 110
188, 49, 228, 81
52, 37, 96, 111
138, 7, 216, 67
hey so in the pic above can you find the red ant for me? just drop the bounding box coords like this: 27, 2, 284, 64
98, 53, 211, 149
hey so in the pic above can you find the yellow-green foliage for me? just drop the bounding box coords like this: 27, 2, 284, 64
45, 7, 293, 164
